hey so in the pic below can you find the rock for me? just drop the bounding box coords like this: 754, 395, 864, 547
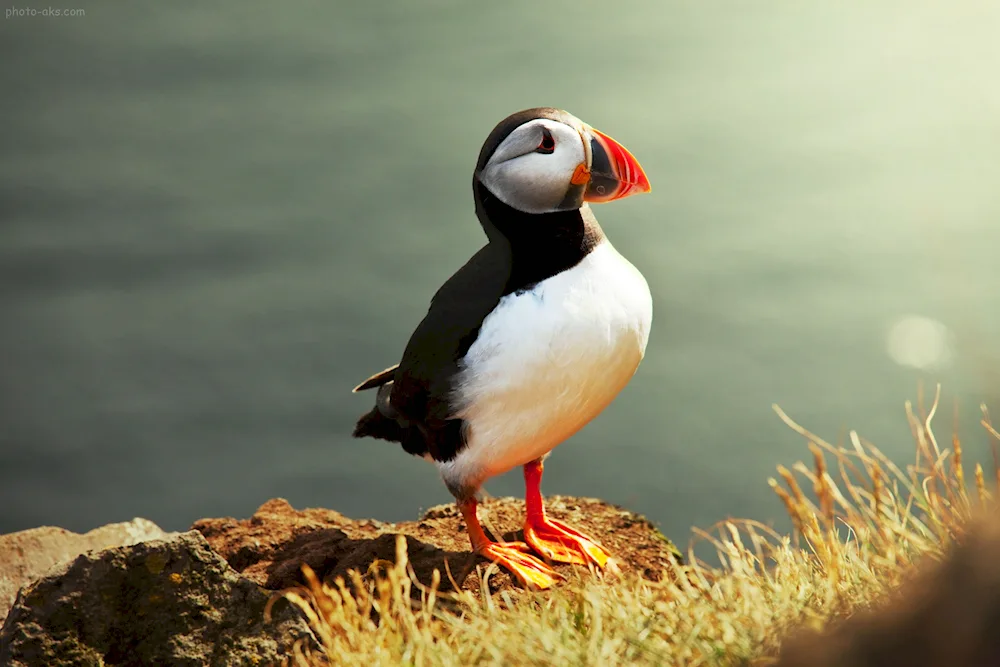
0, 518, 176, 625
194, 495, 683, 595
0, 531, 313, 667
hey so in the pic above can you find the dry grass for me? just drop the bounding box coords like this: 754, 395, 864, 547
270, 386, 1000, 666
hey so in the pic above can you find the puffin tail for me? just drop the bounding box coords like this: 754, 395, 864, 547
352, 365, 433, 458
352, 382, 405, 442
352, 365, 403, 440
353, 405, 405, 442
353, 382, 431, 459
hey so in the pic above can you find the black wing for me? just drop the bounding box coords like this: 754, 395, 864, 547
352, 242, 510, 460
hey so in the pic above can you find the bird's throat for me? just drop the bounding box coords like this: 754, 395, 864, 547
474, 181, 605, 296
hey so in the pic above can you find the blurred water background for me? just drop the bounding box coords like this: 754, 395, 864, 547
1, 1, 998, 541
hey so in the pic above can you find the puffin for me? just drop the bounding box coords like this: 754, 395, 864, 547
352, 107, 652, 589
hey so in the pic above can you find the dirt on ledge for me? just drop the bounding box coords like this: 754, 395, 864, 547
192, 496, 684, 595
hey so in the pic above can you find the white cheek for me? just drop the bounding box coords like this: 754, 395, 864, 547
479, 128, 586, 214
481, 152, 572, 213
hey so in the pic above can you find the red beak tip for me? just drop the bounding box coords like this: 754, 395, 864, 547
638, 176, 652, 193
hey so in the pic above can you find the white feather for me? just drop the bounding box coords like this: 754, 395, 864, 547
438, 239, 652, 492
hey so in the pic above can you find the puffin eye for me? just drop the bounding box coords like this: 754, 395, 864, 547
536, 128, 555, 154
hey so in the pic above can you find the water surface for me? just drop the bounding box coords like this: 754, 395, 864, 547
2, 1, 998, 542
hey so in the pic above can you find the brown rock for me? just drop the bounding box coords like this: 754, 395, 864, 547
0, 531, 314, 667
0, 518, 176, 625
193, 495, 683, 594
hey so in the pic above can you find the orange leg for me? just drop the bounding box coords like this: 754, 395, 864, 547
458, 497, 562, 590
523, 459, 612, 568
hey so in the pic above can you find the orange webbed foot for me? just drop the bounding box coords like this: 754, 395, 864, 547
458, 496, 563, 590
524, 517, 612, 568
476, 540, 564, 590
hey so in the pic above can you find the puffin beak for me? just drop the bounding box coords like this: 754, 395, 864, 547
584, 128, 652, 203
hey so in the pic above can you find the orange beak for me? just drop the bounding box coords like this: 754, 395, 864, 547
583, 127, 651, 203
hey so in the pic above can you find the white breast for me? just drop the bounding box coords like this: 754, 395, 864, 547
439, 239, 652, 491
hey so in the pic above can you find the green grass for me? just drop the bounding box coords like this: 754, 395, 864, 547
272, 386, 1000, 666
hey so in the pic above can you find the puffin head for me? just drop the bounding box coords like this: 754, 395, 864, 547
474, 107, 651, 215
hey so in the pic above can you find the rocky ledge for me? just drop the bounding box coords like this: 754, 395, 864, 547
0, 496, 681, 666
193, 496, 683, 594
